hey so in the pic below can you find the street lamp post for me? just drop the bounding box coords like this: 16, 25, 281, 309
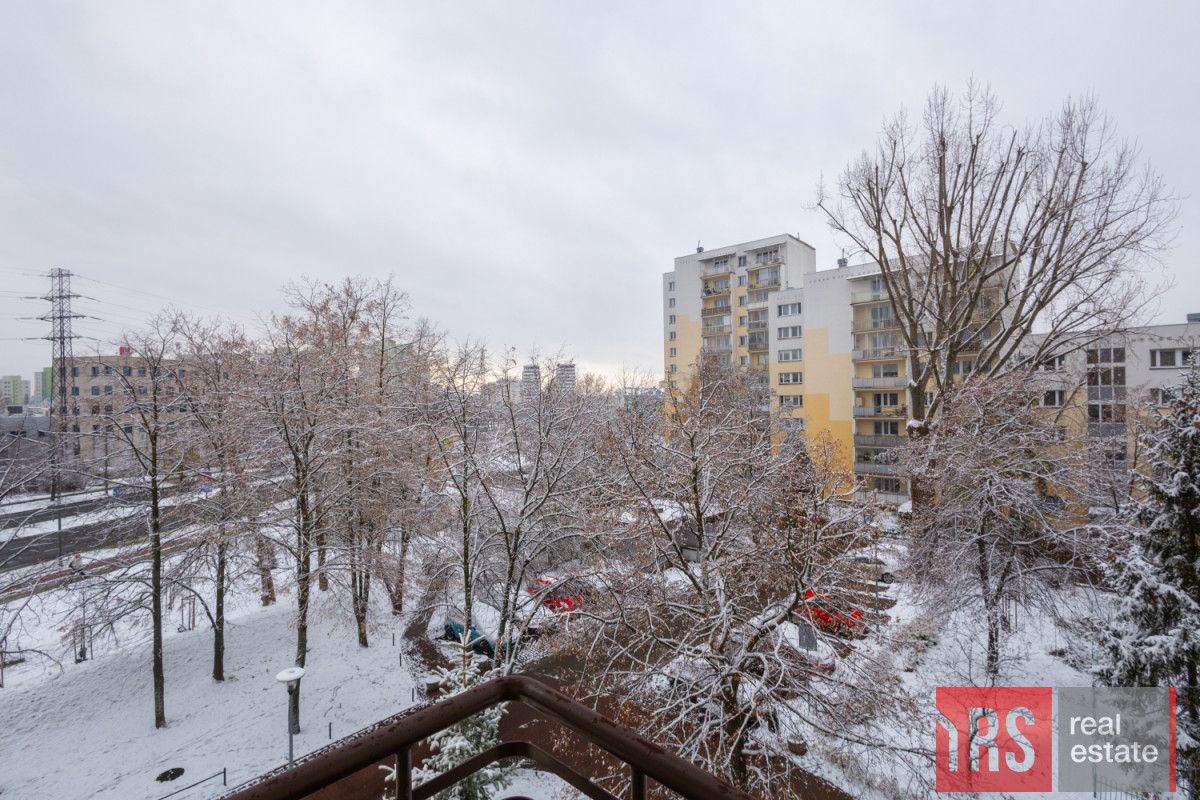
275, 667, 305, 766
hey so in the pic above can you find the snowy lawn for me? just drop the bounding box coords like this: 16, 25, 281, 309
0, 586, 425, 800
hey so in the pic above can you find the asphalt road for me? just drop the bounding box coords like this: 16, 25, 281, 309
0, 501, 199, 573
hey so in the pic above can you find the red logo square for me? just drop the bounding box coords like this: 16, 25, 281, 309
936, 686, 1053, 792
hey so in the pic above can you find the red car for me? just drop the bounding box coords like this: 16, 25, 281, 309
526, 575, 585, 613
798, 589, 867, 636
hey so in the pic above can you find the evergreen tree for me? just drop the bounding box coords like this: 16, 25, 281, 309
384, 640, 511, 800
1103, 362, 1200, 797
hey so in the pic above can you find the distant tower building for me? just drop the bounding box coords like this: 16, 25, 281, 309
0, 375, 27, 405
521, 363, 542, 398
555, 362, 577, 394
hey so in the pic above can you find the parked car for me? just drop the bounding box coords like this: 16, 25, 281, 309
775, 619, 837, 674
525, 575, 586, 613
853, 555, 896, 585
798, 589, 867, 637
442, 616, 496, 658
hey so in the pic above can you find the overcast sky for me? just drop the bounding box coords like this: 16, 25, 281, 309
1, 1, 1197, 382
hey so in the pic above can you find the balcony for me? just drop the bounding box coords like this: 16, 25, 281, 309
854, 434, 905, 447
747, 336, 769, 352
700, 306, 731, 318
702, 342, 733, 353
853, 347, 901, 361
220, 674, 749, 800
855, 461, 901, 476
855, 489, 910, 507
851, 319, 900, 334
853, 404, 907, 418
702, 284, 730, 296
852, 376, 907, 389
747, 320, 767, 331
701, 323, 731, 336
700, 261, 733, 277
850, 289, 889, 305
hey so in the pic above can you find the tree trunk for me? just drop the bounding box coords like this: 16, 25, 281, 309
149, 463, 166, 728
212, 534, 226, 682
256, 535, 276, 606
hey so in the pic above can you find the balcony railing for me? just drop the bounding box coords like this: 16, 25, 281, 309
702, 343, 733, 353
701, 324, 732, 336
749, 278, 780, 292
701, 306, 731, 318
702, 285, 730, 296
747, 337, 769, 351
853, 404, 907, 418
700, 262, 733, 277
855, 489, 910, 506
851, 319, 899, 334
220, 674, 749, 800
851, 376, 907, 389
747, 320, 767, 331
850, 289, 889, 305
854, 434, 904, 448
854, 461, 901, 476
852, 347, 901, 361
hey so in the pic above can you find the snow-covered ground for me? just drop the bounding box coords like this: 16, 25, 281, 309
0, 584, 427, 799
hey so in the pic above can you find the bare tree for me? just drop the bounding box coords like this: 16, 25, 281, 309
899, 375, 1093, 681
91, 313, 189, 728
819, 85, 1175, 461
576, 358, 907, 795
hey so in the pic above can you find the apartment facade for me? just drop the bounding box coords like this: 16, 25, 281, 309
664, 234, 1198, 505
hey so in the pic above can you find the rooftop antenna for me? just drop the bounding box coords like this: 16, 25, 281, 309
696, 240, 704, 254
836, 248, 848, 269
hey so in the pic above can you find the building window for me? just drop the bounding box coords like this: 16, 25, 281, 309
1040, 355, 1065, 371
669, 331, 676, 341
668, 298, 675, 308
738, 295, 748, 306
71, 386, 79, 396
780, 394, 803, 407
139, 386, 148, 395
104, 385, 113, 395
739, 356, 748, 365
778, 326, 802, 339
873, 420, 899, 436
104, 404, 112, 413
779, 372, 803, 385
874, 392, 900, 407
104, 365, 112, 376
90, 404, 99, 415
873, 477, 902, 494
71, 366, 79, 377
91, 366, 100, 377
872, 363, 900, 378
1150, 348, 1195, 368
1086, 347, 1126, 364
668, 314, 676, 324
737, 255, 747, 267
668, 281, 675, 291
122, 366, 132, 376
777, 302, 801, 317
1148, 387, 1170, 406
755, 248, 779, 265
1042, 390, 1066, 407
669, 347, 677, 357
953, 359, 975, 375
670, 364, 677, 373
122, 425, 133, 435
778, 348, 802, 362
90, 386, 100, 396
713, 257, 729, 270
137, 367, 146, 377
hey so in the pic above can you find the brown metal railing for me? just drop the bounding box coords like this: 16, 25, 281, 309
220, 674, 751, 800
